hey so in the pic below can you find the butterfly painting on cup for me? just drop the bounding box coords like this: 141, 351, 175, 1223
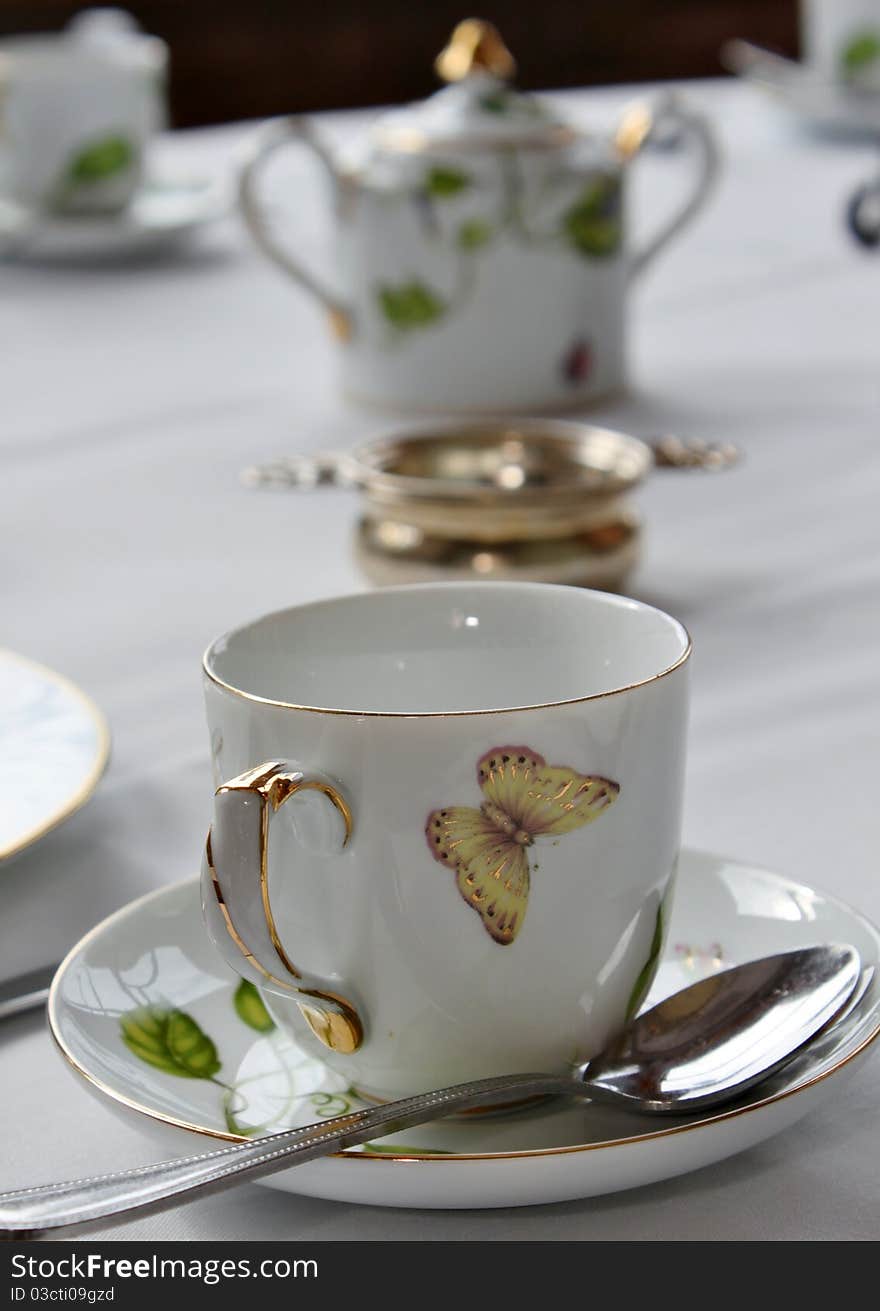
425, 746, 619, 945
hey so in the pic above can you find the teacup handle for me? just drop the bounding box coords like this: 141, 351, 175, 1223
615, 92, 720, 281
200, 760, 364, 1054
239, 117, 355, 341
847, 175, 880, 249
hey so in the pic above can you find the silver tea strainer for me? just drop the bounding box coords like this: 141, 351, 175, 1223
243, 418, 738, 589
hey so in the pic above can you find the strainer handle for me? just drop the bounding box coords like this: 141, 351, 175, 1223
240, 452, 358, 490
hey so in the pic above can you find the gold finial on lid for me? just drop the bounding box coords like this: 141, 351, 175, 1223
435, 18, 517, 83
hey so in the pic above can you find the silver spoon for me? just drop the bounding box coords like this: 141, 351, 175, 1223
0, 944, 860, 1239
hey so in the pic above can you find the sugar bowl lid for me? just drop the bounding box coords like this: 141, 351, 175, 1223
373, 19, 577, 154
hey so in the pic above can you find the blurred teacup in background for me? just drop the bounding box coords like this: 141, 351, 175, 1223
200, 583, 690, 1101
801, 0, 880, 90
0, 8, 167, 216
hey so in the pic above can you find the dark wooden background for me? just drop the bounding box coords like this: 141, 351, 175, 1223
0, 1, 800, 127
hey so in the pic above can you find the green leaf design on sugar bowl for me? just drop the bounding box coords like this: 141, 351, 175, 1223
479, 90, 511, 115
562, 175, 622, 258
479, 88, 546, 119
66, 135, 136, 187
378, 280, 447, 331
373, 157, 627, 342
457, 218, 493, 250
425, 166, 472, 198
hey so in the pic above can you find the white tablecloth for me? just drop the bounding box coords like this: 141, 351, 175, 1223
2, 79, 879, 1241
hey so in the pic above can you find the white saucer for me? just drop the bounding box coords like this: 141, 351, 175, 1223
48, 849, 880, 1210
0, 175, 231, 262
0, 650, 110, 864
723, 39, 880, 139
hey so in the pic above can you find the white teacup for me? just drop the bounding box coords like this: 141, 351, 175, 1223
0, 10, 166, 215
200, 583, 690, 1100
801, 0, 880, 89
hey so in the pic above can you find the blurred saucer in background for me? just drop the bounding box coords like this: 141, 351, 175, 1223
723, 38, 880, 139
0, 174, 231, 263
0, 650, 110, 864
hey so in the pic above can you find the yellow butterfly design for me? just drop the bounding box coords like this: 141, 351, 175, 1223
426, 746, 619, 946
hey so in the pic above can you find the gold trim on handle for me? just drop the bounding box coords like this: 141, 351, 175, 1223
298, 1001, 363, 1054
206, 830, 301, 991
327, 306, 354, 342
256, 774, 353, 980
207, 767, 362, 1054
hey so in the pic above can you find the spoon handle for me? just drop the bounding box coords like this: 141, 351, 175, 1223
0, 1072, 569, 1240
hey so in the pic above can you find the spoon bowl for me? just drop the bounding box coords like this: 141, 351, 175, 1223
0, 943, 861, 1239
580, 943, 861, 1110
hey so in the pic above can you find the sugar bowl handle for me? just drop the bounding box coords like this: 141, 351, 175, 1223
616, 92, 720, 280
239, 117, 355, 341
201, 761, 364, 1054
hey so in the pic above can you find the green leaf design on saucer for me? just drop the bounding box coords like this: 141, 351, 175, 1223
625, 903, 664, 1023
308, 1090, 356, 1117
562, 175, 622, 258
458, 218, 493, 250
378, 281, 447, 330
426, 166, 471, 198
120, 1007, 221, 1080
66, 135, 135, 186
222, 1089, 259, 1137
233, 979, 276, 1033
841, 30, 880, 79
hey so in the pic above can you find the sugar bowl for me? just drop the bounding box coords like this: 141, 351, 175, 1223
239, 19, 718, 412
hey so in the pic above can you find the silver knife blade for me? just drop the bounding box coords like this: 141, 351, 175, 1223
0, 963, 59, 1020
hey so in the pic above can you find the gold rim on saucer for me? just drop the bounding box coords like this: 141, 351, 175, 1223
0, 649, 111, 863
